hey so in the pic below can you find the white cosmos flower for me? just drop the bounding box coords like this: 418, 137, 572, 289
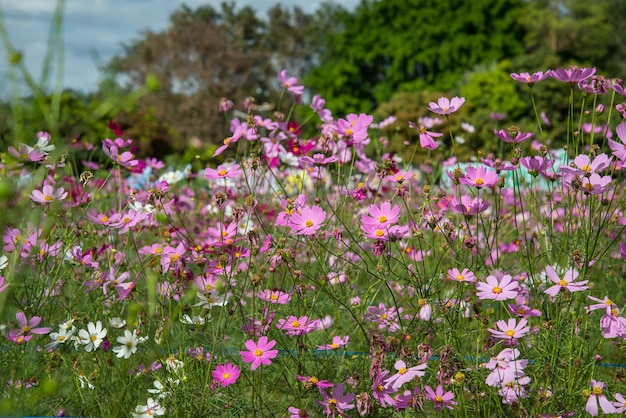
0, 255, 8, 271
180, 315, 208, 326
132, 398, 165, 417
77, 321, 107, 352
112, 329, 139, 359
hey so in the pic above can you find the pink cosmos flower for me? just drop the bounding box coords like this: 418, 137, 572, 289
335, 114, 372, 143
361, 223, 402, 241
613, 393, 626, 413
213, 123, 247, 157
296, 375, 333, 389
560, 153, 612, 176
277, 315, 320, 336
6, 312, 50, 343
240, 336, 278, 370
543, 265, 589, 296
493, 128, 533, 144
8, 144, 45, 162
459, 166, 499, 188
476, 274, 519, 301
508, 304, 541, 318
277, 69, 304, 95
30, 184, 68, 204
549, 66, 596, 83
586, 379, 616, 416
580, 173, 612, 195
483, 348, 528, 387
317, 383, 355, 417
317, 335, 349, 351
371, 371, 397, 408
205, 164, 243, 180
446, 267, 476, 283
520, 156, 554, 177
428, 96, 465, 115
212, 363, 240, 387
360, 201, 401, 229
288, 205, 326, 236
102, 143, 138, 168
510, 71, 550, 85
609, 122, 626, 162
364, 303, 401, 332
488, 317, 530, 340
0, 277, 8, 293
423, 385, 456, 411
449, 195, 489, 216
257, 289, 291, 304
384, 360, 427, 390
288, 407, 311, 418
408, 121, 442, 149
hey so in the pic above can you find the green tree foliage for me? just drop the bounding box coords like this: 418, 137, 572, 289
305, 0, 527, 114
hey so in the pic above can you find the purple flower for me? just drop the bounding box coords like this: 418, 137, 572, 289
494, 128, 532, 144
510, 71, 550, 85
277, 69, 304, 95
408, 121, 442, 149
317, 383, 355, 417
609, 122, 626, 162
423, 385, 456, 410
586, 379, 616, 416
428, 96, 465, 115
549, 66, 596, 83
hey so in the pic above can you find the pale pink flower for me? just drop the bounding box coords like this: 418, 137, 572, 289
384, 360, 427, 390
30, 184, 67, 204
586, 379, 616, 416
428, 96, 465, 115
543, 265, 588, 296
488, 317, 530, 340
476, 274, 519, 301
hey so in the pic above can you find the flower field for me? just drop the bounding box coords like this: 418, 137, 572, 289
2, 67, 626, 417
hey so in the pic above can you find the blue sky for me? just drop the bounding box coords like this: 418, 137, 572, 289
0, 0, 358, 95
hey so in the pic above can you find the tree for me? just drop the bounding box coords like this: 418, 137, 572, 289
107, 3, 273, 151
305, 0, 527, 114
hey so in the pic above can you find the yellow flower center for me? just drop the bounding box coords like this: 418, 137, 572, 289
254, 349, 263, 357
101, 216, 109, 223
44, 195, 53, 201
593, 386, 603, 395
505, 329, 515, 337
399, 367, 407, 375
475, 178, 484, 185
345, 129, 353, 136
492, 286, 502, 294
91, 335, 98, 342
559, 279, 568, 286
291, 321, 301, 327
223, 373, 231, 379
270, 294, 278, 300
435, 395, 443, 402
218, 169, 227, 176
456, 275, 465, 281
582, 164, 591, 172
378, 215, 388, 223
375, 229, 384, 237
331, 343, 339, 349
310, 376, 319, 383
305, 220, 314, 227
22, 326, 30, 333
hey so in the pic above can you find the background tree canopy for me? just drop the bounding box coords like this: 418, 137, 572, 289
2, 0, 625, 161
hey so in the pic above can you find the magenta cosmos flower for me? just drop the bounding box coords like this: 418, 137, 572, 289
205, 163, 243, 180
240, 336, 278, 370
510, 71, 550, 85
476, 274, 519, 301
317, 383, 355, 417
276, 315, 320, 336
428, 96, 465, 115
408, 121, 443, 149
15, 311, 50, 338
317, 335, 349, 351
30, 184, 67, 204
543, 265, 589, 297
288, 205, 326, 236
212, 363, 240, 387
459, 166, 499, 188
488, 317, 530, 340
424, 385, 456, 411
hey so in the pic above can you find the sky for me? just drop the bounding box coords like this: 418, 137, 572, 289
0, 0, 358, 96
